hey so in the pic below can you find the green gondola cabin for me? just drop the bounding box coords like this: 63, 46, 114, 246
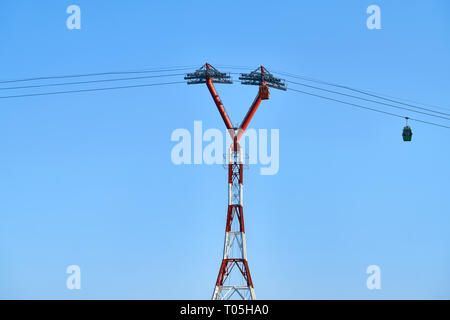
402, 125, 412, 141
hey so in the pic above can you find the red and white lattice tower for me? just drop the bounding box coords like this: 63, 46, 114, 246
212, 141, 255, 300
185, 64, 286, 300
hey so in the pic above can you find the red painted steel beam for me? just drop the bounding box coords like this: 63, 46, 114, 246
225, 205, 245, 233
236, 66, 269, 142
215, 259, 253, 287
236, 91, 263, 142
206, 78, 234, 137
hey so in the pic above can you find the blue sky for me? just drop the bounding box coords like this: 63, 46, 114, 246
0, 0, 449, 299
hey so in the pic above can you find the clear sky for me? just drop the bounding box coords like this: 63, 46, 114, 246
0, 0, 449, 299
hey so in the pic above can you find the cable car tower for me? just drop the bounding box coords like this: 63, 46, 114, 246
185, 64, 286, 300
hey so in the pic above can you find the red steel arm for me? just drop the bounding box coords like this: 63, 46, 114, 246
206, 78, 234, 137
236, 91, 263, 142
236, 67, 269, 142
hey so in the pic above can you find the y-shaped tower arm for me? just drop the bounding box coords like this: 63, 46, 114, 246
236, 89, 264, 142
237, 65, 287, 142
186, 64, 285, 144
206, 77, 234, 134
185, 62, 234, 134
